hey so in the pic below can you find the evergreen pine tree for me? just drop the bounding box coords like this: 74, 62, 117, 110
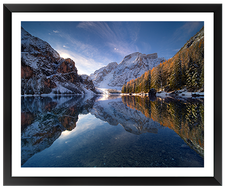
122, 84, 126, 93
174, 54, 182, 90
200, 65, 204, 89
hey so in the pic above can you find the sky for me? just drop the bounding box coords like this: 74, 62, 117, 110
21, 21, 204, 75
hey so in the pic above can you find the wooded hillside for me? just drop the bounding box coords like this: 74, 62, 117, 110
122, 27, 204, 93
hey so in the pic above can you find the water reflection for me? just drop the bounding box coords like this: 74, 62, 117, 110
91, 97, 163, 135
122, 96, 204, 157
21, 95, 204, 167
21, 95, 96, 165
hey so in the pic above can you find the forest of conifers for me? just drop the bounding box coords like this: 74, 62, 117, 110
121, 27, 204, 93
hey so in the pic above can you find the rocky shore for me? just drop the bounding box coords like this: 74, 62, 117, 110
121, 88, 204, 99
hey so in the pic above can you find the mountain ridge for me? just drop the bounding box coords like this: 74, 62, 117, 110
90, 52, 166, 89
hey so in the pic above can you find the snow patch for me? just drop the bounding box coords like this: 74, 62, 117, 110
90, 52, 166, 89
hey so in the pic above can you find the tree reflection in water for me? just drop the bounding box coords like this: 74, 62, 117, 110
122, 95, 204, 157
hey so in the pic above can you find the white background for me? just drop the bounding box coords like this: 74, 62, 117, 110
12, 12, 214, 178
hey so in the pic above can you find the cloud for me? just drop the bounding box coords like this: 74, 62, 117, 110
53, 30, 59, 33
57, 48, 108, 75
180, 22, 202, 34
56, 31, 99, 59
63, 45, 69, 48
173, 22, 202, 42
77, 22, 140, 57
52, 29, 116, 73
77, 22, 115, 40
126, 22, 140, 42
108, 42, 136, 57
53, 22, 143, 74
71, 55, 106, 75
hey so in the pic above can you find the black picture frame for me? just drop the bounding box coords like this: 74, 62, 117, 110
3, 4, 222, 186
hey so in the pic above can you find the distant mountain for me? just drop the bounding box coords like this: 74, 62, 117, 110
90, 52, 166, 89
21, 27, 97, 95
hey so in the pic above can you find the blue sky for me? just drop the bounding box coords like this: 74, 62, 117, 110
21, 21, 204, 75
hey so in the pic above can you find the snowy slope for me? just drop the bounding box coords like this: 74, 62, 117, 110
21, 27, 97, 95
90, 52, 166, 89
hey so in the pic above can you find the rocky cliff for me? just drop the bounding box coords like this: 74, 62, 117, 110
90, 52, 166, 89
21, 27, 97, 95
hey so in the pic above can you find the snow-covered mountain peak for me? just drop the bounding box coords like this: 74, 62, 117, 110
120, 52, 158, 66
21, 27, 60, 59
107, 61, 118, 67
21, 27, 32, 38
90, 52, 166, 89
123, 52, 140, 60
92, 62, 118, 75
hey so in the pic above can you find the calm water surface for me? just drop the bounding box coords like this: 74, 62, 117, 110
21, 95, 204, 167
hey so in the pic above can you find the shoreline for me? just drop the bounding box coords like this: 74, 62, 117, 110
121, 90, 204, 99
20, 93, 117, 97
21, 94, 85, 97
21, 90, 204, 99
156, 91, 204, 98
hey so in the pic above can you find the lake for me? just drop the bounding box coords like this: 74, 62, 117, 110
21, 95, 204, 167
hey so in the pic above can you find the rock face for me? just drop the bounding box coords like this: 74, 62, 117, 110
21, 27, 97, 95
90, 52, 165, 89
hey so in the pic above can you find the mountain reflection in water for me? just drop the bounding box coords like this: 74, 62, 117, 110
21, 95, 204, 167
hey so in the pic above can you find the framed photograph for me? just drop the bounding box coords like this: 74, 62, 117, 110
3, 4, 222, 185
